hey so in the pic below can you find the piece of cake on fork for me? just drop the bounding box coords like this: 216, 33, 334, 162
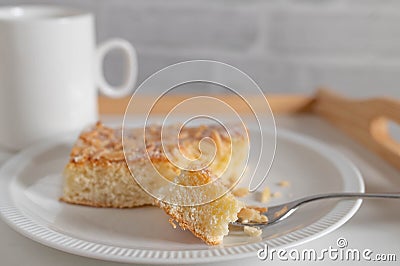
61, 122, 249, 245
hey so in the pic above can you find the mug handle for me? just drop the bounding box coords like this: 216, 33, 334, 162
95, 38, 137, 98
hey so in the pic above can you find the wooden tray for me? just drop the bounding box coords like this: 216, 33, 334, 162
98, 89, 400, 171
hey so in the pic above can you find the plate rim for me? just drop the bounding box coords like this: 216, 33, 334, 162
0, 128, 364, 264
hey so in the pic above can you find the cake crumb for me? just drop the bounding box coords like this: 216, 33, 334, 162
277, 180, 290, 187
168, 218, 177, 229
272, 191, 282, 198
274, 206, 288, 219
260, 187, 271, 203
260, 214, 268, 223
232, 187, 249, 198
244, 226, 262, 237
246, 205, 268, 213
238, 208, 268, 224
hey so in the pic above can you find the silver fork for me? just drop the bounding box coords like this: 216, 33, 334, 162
232, 192, 400, 227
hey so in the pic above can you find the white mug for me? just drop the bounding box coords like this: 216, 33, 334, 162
0, 5, 138, 151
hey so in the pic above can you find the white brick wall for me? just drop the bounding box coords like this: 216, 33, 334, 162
269, 9, 400, 57
99, 1, 259, 52
1, 0, 400, 98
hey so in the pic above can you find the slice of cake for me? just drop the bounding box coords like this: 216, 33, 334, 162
61, 122, 248, 245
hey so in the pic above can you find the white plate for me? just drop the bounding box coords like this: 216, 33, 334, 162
0, 128, 364, 264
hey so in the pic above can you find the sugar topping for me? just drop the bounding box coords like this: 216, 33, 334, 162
70, 122, 244, 165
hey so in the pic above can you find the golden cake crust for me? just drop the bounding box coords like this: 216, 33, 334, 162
61, 122, 248, 245
69, 121, 244, 166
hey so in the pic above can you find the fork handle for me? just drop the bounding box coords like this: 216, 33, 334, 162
296, 192, 400, 208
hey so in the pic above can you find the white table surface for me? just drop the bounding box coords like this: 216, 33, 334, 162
0, 115, 399, 266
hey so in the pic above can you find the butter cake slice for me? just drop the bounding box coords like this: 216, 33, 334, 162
61, 122, 248, 245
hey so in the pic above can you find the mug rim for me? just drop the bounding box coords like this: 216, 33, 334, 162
0, 5, 92, 22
